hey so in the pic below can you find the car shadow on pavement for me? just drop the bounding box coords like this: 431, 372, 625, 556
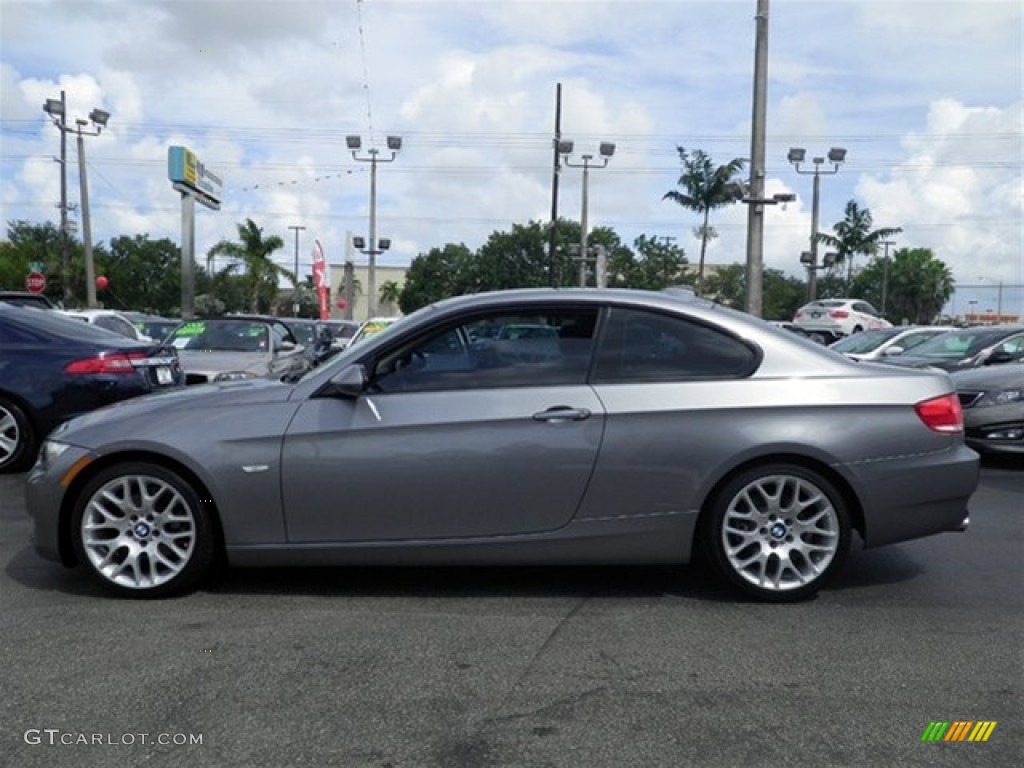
6, 539, 926, 604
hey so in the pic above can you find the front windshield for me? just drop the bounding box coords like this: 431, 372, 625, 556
168, 320, 270, 352
830, 328, 901, 353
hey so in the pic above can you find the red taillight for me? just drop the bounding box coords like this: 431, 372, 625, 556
64, 352, 146, 375
915, 393, 964, 434
794, 311, 804, 319
830, 310, 850, 318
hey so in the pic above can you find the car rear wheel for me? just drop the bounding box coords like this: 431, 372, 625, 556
0, 398, 36, 473
704, 464, 850, 602
71, 463, 214, 598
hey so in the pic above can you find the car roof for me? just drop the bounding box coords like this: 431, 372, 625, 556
0, 291, 59, 308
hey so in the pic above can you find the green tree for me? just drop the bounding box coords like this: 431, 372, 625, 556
0, 220, 81, 306
662, 147, 746, 295
471, 220, 571, 291
763, 269, 809, 321
607, 234, 688, 290
399, 243, 476, 313
95, 234, 182, 315
206, 219, 293, 313
378, 280, 402, 314
815, 201, 902, 292
851, 247, 953, 324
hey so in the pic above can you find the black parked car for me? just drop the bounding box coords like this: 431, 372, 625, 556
0, 291, 58, 310
952, 362, 1024, 456
0, 303, 184, 472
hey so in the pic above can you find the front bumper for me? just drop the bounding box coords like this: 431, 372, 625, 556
25, 442, 98, 565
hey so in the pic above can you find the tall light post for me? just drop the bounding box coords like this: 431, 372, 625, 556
70, 108, 111, 308
788, 146, 846, 301
559, 141, 615, 287
288, 224, 306, 316
42, 93, 73, 305
879, 239, 895, 316
347, 135, 401, 317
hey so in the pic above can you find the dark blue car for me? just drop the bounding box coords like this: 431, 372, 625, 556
0, 303, 184, 472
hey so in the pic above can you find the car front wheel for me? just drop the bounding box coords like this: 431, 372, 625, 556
71, 463, 214, 597
704, 465, 850, 602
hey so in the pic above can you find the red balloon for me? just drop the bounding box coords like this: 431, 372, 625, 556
336, 298, 347, 309
95, 275, 109, 290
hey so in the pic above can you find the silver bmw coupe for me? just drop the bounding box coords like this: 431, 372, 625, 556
26, 289, 979, 601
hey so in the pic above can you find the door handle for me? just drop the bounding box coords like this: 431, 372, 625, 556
532, 407, 591, 422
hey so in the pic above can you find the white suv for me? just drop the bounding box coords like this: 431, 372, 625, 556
792, 299, 890, 340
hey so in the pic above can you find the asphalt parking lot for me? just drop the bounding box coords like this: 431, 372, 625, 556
1, 459, 1021, 768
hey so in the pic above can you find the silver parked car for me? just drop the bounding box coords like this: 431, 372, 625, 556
165, 315, 311, 384
26, 289, 978, 602
829, 326, 949, 361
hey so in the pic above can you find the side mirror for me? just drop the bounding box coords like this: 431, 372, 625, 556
277, 340, 297, 353
882, 345, 905, 356
322, 364, 367, 398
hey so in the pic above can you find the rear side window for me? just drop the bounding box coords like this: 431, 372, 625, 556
592, 307, 759, 382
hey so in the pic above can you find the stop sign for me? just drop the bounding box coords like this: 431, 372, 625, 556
25, 272, 46, 294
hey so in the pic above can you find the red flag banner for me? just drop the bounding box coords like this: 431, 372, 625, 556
311, 239, 330, 319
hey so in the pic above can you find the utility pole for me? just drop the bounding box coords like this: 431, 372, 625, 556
288, 225, 306, 316
744, 0, 770, 318
548, 83, 563, 287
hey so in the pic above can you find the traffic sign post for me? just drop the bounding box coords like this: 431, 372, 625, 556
25, 272, 46, 294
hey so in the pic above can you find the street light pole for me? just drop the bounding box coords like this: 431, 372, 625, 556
879, 239, 895, 316
288, 225, 306, 316
347, 135, 401, 317
788, 146, 846, 302
43, 92, 74, 305
69, 109, 110, 308
560, 141, 615, 287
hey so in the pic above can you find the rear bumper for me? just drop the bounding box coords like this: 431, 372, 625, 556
843, 443, 979, 548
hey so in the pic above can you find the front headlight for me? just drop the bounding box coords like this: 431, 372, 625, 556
213, 371, 258, 382
976, 387, 1024, 408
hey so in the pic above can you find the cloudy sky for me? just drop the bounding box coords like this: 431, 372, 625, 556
1, 0, 1021, 313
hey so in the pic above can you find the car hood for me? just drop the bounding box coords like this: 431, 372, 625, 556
50, 377, 295, 445
177, 350, 271, 375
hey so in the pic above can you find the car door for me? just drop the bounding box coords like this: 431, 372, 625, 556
280, 304, 605, 542
576, 306, 761, 522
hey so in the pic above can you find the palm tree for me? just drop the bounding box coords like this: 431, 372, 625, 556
206, 219, 294, 313
663, 147, 746, 295
378, 280, 402, 313
815, 201, 902, 293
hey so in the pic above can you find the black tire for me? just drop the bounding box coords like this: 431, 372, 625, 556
852, 325, 863, 334
703, 464, 851, 602
0, 397, 37, 473
70, 462, 215, 598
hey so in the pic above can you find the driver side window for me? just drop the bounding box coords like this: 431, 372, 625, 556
372, 307, 599, 393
